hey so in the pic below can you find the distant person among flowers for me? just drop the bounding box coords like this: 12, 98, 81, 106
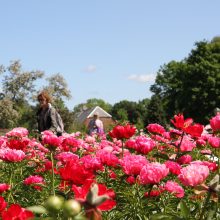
88, 113, 104, 135
36, 91, 64, 136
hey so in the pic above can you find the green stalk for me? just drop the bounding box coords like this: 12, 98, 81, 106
50, 151, 55, 196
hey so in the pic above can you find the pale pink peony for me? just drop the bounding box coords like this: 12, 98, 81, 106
164, 181, 184, 198
0, 148, 25, 162
6, 127, 29, 138
120, 154, 149, 176
178, 164, 209, 186
140, 162, 169, 185
210, 114, 220, 132
175, 136, 196, 152
190, 160, 218, 172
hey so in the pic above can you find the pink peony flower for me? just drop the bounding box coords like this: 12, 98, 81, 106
210, 114, 220, 132
56, 152, 79, 164
42, 134, 62, 149
120, 154, 149, 176
0, 148, 25, 162
140, 162, 169, 185
208, 137, 220, 148
164, 161, 181, 175
164, 181, 184, 198
177, 154, 192, 165
178, 164, 209, 186
0, 184, 10, 193
24, 175, 44, 190
146, 123, 166, 135
6, 127, 29, 138
23, 175, 44, 185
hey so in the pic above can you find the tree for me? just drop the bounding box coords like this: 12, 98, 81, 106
1, 60, 44, 102
111, 100, 140, 125
73, 98, 112, 118
150, 37, 220, 124
0, 98, 20, 128
43, 73, 72, 101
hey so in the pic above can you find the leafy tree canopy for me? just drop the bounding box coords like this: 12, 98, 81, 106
150, 37, 220, 124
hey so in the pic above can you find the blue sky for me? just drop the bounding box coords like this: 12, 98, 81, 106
0, 0, 219, 110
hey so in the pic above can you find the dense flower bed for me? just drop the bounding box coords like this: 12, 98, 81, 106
0, 113, 219, 219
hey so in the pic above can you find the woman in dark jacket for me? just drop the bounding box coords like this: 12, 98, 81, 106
36, 91, 64, 136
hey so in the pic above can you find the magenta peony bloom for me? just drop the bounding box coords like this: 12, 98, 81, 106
42, 134, 62, 149
164, 181, 184, 198
164, 161, 181, 175
210, 114, 220, 132
178, 164, 209, 186
0, 184, 10, 193
146, 123, 166, 135
140, 162, 169, 185
23, 175, 44, 185
208, 137, 220, 148
120, 154, 149, 176
0, 148, 25, 162
177, 154, 192, 165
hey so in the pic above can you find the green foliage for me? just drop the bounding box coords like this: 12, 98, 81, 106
0, 98, 20, 128
150, 37, 220, 124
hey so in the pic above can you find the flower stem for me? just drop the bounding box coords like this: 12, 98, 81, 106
50, 152, 55, 196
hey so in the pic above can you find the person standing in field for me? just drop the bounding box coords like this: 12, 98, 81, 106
88, 113, 104, 135
36, 90, 64, 136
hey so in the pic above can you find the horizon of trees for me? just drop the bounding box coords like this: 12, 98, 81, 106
0, 36, 219, 132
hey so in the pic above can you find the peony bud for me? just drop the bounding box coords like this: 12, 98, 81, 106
63, 199, 81, 217
44, 196, 64, 213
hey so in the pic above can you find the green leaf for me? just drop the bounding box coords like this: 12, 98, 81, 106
179, 200, 190, 218
150, 213, 183, 220
153, 153, 170, 160
26, 205, 47, 214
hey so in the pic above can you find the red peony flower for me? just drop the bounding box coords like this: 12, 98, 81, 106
171, 114, 193, 130
0, 184, 10, 193
72, 179, 116, 211
59, 160, 94, 185
146, 123, 166, 135
109, 124, 136, 139
2, 204, 34, 220
184, 123, 204, 137
0, 196, 7, 213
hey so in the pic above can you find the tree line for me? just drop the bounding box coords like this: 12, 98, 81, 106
0, 37, 219, 132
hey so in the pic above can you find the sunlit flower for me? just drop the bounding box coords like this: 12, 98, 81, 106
164, 181, 184, 198
109, 124, 136, 139
146, 123, 166, 135
120, 154, 149, 176
0, 148, 25, 162
2, 204, 34, 220
140, 162, 169, 185
210, 114, 220, 132
178, 164, 209, 186
0, 184, 10, 193
6, 127, 29, 138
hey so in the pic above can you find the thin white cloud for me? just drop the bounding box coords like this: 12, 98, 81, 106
127, 74, 156, 83
83, 65, 97, 73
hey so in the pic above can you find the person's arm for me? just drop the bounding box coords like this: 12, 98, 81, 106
49, 108, 59, 133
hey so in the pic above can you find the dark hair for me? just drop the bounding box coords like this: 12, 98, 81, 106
37, 91, 52, 103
